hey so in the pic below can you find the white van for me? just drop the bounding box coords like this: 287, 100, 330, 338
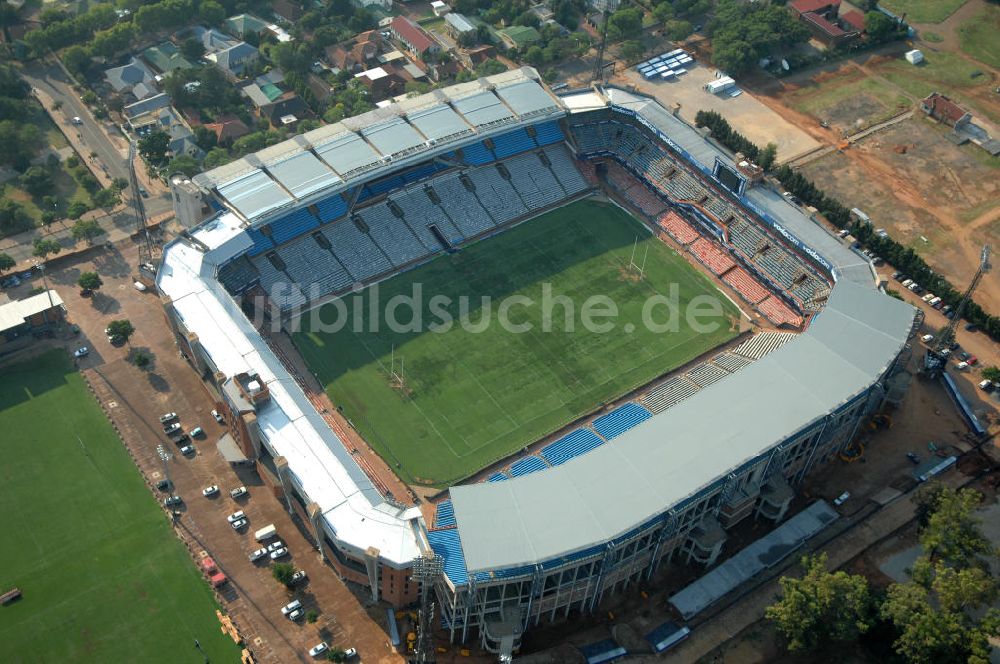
979, 379, 994, 391
254, 524, 277, 542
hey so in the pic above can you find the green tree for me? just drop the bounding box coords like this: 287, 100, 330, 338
92, 188, 121, 209
67, 201, 90, 220
198, 0, 225, 25
131, 348, 151, 368
653, 2, 674, 24
981, 366, 1000, 383
606, 7, 643, 42
0, 252, 15, 274
77, 271, 103, 291
620, 40, 644, 63
272, 562, 296, 587
106, 319, 135, 344
765, 553, 873, 652
327, 649, 347, 662
19, 166, 53, 198
168, 154, 201, 177
664, 19, 693, 42
71, 218, 104, 244
881, 557, 1000, 664
864, 11, 895, 41
305, 609, 319, 623
62, 45, 93, 79
180, 37, 205, 61
524, 45, 545, 66
758, 142, 778, 171
139, 131, 171, 167
111, 177, 129, 192
920, 487, 990, 567
202, 147, 232, 170
32, 237, 63, 259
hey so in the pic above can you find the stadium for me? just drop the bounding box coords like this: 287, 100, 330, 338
159, 68, 915, 656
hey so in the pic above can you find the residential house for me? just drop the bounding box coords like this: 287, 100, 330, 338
445, 13, 477, 41
241, 70, 312, 126
0, 291, 65, 356
178, 26, 240, 53
466, 45, 497, 66
142, 42, 195, 74
789, 0, 862, 48
589, 0, 620, 11
390, 16, 441, 57
223, 13, 270, 40
104, 57, 159, 101
498, 25, 541, 49
531, 4, 554, 22
431, 1, 450, 16
920, 92, 972, 128
124, 92, 172, 121
324, 30, 383, 72
353, 66, 407, 103
203, 115, 251, 145
272, 0, 303, 22
354, 0, 392, 7
207, 41, 260, 78
128, 106, 202, 158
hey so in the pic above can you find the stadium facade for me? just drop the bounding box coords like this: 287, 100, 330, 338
158, 68, 915, 652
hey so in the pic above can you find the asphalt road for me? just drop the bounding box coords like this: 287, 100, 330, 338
20, 60, 171, 219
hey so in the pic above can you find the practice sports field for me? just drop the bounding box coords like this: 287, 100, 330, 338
294, 200, 739, 487
0, 351, 240, 663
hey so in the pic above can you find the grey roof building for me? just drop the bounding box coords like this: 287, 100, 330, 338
104, 58, 158, 99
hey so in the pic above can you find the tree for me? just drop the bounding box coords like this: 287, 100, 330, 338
180, 37, 205, 61
653, 2, 674, 24
305, 609, 319, 623
19, 166, 53, 198
327, 649, 348, 663
62, 45, 92, 79
67, 201, 91, 220
881, 557, 1000, 664
0, 252, 15, 274
198, 0, 225, 25
106, 319, 135, 344
72, 218, 105, 244
168, 154, 201, 177
981, 366, 1000, 383
758, 142, 778, 171
32, 237, 63, 259
203, 147, 232, 170
139, 131, 171, 167
92, 187, 121, 209
524, 45, 545, 67
111, 177, 129, 192
606, 7, 643, 42
664, 19, 694, 42
620, 40, 644, 63
77, 271, 103, 291
765, 553, 873, 652
131, 349, 151, 368
864, 11, 895, 41
272, 562, 296, 587
919, 487, 990, 567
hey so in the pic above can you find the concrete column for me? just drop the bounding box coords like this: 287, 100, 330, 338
274, 456, 294, 515
307, 502, 325, 561
364, 546, 381, 603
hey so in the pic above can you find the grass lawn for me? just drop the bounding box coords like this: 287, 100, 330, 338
294, 200, 739, 487
0, 351, 241, 664
876, 49, 990, 100
787, 74, 912, 127
880, 0, 967, 24
1, 163, 92, 228
958, 5, 1000, 69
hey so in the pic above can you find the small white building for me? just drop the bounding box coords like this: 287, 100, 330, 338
905, 49, 923, 65
353, 0, 392, 8
431, 1, 450, 16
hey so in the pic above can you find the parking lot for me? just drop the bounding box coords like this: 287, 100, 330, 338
14, 241, 405, 663
615, 57, 821, 162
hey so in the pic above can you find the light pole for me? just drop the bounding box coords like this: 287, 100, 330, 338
194, 638, 209, 663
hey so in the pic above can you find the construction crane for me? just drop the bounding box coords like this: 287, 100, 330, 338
591, 11, 611, 84
924, 243, 990, 377
128, 140, 157, 274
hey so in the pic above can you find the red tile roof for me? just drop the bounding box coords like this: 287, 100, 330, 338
841, 10, 866, 31
789, 0, 839, 14
922, 93, 969, 125
802, 11, 846, 37
390, 16, 436, 54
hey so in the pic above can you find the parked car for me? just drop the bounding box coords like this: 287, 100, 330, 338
212, 409, 225, 424
967, 356, 978, 366
978, 380, 995, 392
226, 510, 246, 523
202, 485, 219, 497
80, 287, 93, 297
344, 648, 357, 658
965, 323, 978, 332
1, 275, 21, 288
171, 433, 190, 445
920, 334, 934, 343
269, 547, 289, 560
309, 642, 328, 657
286, 607, 303, 620
163, 422, 181, 434
190, 426, 204, 438
249, 548, 268, 562
163, 496, 182, 507
230, 486, 247, 499
267, 540, 285, 553
155, 479, 172, 492
159, 412, 178, 423
281, 600, 302, 616
906, 452, 920, 465
956, 361, 969, 370
179, 444, 194, 455
74, 347, 89, 358
290, 570, 307, 584
231, 517, 248, 531
958, 351, 971, 362
133, 281, 147, 292
71, 116, 82, 125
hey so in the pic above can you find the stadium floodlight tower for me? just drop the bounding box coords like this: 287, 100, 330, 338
924, 243, 990, 378
410, 554, 443, 664
128, 140, 157, 274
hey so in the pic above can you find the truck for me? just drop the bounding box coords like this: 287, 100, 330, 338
254, 524, 278, 542
705, 77, 735, 94
200, 557, 227, 588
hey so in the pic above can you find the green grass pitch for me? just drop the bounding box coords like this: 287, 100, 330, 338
0, 351, 241, 664
294, 199, 739, 487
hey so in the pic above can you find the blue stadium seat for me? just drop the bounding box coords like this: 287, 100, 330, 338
427, 528, 468, 585
461, 141, 494, 165
592, 403, 653, 440
532, 121, 565, 146
435, 500, 456, 528
268, 208, 320, 245
487, 472, 508, 482
364, 175, 405, 197
508, 456, 548, 477
316, 194, 348, 222
245, 227, 274, 257
541, 429, 605, 466
491, 129, 535, 158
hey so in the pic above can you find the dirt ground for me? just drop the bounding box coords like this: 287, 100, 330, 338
797, 115, 1000, 313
